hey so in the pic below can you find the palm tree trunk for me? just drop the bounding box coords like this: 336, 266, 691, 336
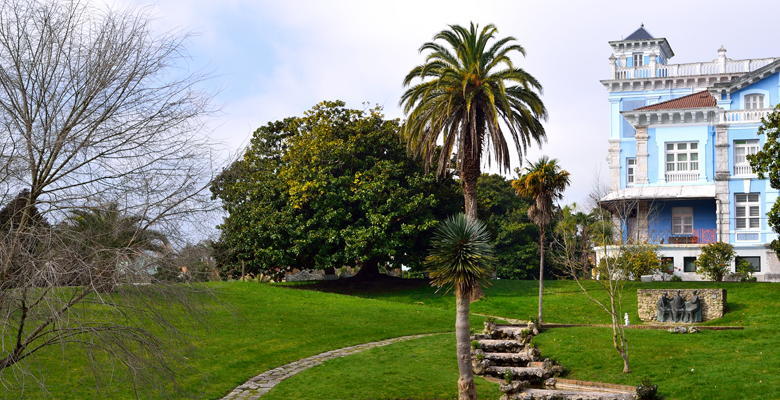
462, 147, 484, 301
537, 228, 545, 325
455, 286, 477, 400
462, 165, 479, 221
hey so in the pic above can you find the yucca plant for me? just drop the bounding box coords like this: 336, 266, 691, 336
426, 214, 494, 400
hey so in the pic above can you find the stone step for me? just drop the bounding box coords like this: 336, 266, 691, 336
503, 388, 636, 400
485, 366, 548, 381
482, 352, 536, 366
494, 325, 533, 339
474, 339, 525, 353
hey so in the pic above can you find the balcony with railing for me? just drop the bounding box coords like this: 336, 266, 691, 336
665, 171, 700, 183
734, 163, 755, 176
657, 229, 718, 245
720, 108, 774, 124
612, 57, 777, 80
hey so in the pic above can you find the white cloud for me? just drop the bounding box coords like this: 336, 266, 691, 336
116, 0, 780, 207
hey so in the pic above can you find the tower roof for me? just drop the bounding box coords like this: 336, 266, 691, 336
624, 24, 654, 41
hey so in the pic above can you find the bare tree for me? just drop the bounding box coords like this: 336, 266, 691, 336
554, 184, 639, 374
0, 0, 215, 392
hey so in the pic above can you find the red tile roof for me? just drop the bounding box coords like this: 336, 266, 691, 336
636, 91, 716, 111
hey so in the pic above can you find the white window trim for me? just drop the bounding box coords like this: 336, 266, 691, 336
632, 53, 644, 67
734, 193, 761, 235
740, 89, 770, 110
733, 140, 759, 176
626, 157, 636, 186
671, 207, 694, 235
664, 141, 700, 181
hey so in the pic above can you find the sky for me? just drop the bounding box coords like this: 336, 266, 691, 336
118, 0, 780, 207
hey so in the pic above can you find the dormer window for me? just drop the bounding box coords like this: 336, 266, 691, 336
632, 53, 644, 67
745, 94, 765, 109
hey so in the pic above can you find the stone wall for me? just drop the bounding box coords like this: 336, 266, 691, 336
637, 288, 726, 323
284, 269, 325, 282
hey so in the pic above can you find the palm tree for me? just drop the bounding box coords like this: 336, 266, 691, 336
512, 157, 570, 324
401, 23, 547, 221
64, 203, 168, 291
426, 214, 494, 400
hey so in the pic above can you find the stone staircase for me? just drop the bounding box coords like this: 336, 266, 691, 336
471, 321, 638, 400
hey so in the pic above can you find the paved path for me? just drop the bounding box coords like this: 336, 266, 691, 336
221, 332, 444, 400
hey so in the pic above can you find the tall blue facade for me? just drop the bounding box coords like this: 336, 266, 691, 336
600, 26, 780, 280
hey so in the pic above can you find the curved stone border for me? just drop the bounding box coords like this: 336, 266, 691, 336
221, 332, 445, 400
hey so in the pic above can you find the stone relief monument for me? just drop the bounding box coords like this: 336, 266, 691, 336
655, 291, 703, 323
637, 289, 725, 323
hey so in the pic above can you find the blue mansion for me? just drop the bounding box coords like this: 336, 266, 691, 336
599, 25, 780, 280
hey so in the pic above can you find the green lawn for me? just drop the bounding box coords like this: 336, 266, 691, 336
6, 279, 780, 399
3, 282, 479, 399
316, 279, 780, 399
264, 334, 501, 400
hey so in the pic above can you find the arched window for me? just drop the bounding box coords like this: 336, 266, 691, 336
744, 94, 765, 109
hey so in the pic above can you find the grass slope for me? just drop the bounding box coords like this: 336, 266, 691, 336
3, 282, 473, 399
264, 334, 501, 400
7, 279, 779, 399
314, 279, 780, 399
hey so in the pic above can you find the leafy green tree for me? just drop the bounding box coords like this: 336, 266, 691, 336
475, 174, 539, 279
512, 157, 570, 324
748, 105, 780, 258
426, 214, 494, 400
210, 117, 300, 279
555, 204, 613, 279
400, 23, 547, 223
212, 101, 459, 278
695, 242, 735, 282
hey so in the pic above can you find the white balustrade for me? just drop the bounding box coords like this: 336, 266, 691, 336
665, 171, 699, 182
614, 57, 778, 80
734, 164, 755, 176
720, 109, 773, 123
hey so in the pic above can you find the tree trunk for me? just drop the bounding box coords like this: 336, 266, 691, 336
537, 228, 545, 325
354, 258, 382, 280
462, 161, 479, 221
455, 286, 477, 400
462, 140, 484, 301
609, 296, 631, 374
621, 350, 631, 373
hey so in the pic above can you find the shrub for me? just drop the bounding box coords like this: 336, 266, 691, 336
636, 378, 659, 400
695, 242, 735, 281
597, 244, 661, 280
669, 275, 682, 282
735, 259, 758, 282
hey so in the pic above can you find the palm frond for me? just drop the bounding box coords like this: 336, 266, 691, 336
401, 22, 546, 175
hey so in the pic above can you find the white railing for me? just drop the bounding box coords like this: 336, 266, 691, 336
665, 171, 700, 182
720, 109, 773, 123
613, 57, 778, 80
734, 164, 755, 176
